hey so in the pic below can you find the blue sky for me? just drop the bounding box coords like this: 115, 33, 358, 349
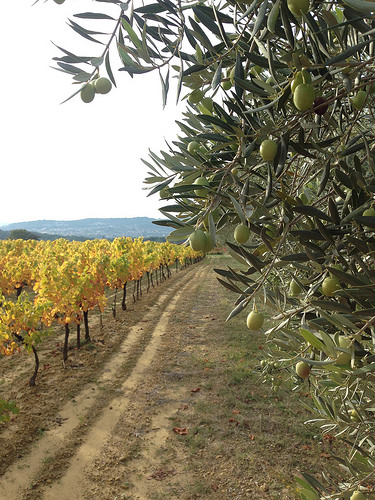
0, 1, 183, 225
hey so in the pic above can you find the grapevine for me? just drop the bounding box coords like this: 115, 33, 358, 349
0, 238, 204, 389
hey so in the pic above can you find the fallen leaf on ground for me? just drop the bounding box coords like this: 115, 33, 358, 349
173, 427, 188, 435
323, 434, 335, 443
191, 388, 201, 393
147, 469, 176, 481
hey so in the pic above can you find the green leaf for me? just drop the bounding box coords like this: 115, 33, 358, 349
211, 62, 222, 91
72, 72, 93, 82
233, 78, 269, 97
315, 328, 337, 358
121, 19, 143, 49
68, 19, 104, 45
167, 226, 194, 242
280, 253, 309, 262
197, 114, 236, 134
188, 18, 215, 53
159, 68, 169, 108
300, 489, 320, 500
56, 62, 82, 75
351, 362, 375, 375
229, 194, 247, 225
176, 56, 184, 104
317, 161, 331, 196
182, 63, 207, 77
326, 267, 368, 286
147, 178, 172, 197
292, 206, 332, 222
299, 328, 327, 352
90, 56, 103, 67
244, 96, 281, 114
208, 212, 216, 247
105, 51, 116, 87
226, 297, 248, 321
289, 141, 317, 159
310, 299, 352, 313
297, 357, 336, 366
301, 473, 329, 494
325, 40, 371, 65
74, 12, 115, 20
343, 0, 375, 13
234, 52, 244, 99
251, 0, 268, 38
267, 0, 280, 33
245, 51, 288, 70
356, 215, 375, 228
217, 277, 244, 295
193, 5, 221, 38
134, 4, 167, 14
117, 43, 135, 66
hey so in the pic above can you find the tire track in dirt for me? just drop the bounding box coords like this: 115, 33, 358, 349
42, 264, 208, 500
0, 262, 208, 500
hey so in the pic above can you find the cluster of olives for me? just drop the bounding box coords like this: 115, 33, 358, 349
80, 77, 112, 103
189, 229, 213, 253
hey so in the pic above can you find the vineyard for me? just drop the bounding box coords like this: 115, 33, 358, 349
0, 238, 202, 398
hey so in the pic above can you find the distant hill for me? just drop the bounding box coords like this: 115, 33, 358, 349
0, 218, 170, 240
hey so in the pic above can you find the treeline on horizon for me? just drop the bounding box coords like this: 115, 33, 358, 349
0, 229, 166, 243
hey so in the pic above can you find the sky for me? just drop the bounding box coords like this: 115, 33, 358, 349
0, 1, 184, 226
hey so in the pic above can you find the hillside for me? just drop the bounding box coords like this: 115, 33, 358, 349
0, 218, 169, 240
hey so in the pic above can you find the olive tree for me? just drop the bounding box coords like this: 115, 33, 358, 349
46, 0, 375, 497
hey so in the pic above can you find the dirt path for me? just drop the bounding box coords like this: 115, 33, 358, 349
0, 260, 210, 500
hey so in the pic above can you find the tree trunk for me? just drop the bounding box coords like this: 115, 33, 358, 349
112, 288, 117, 318
63, 324, 70, 365
122, 282, 127, 310
161, 265, 166, 281
29, 346, 39, 387
77, 322, 81, 349
146, 271, 150, 292
84, 310, 90, 341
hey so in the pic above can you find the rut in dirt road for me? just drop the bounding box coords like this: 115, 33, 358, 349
0, 261, 209, 500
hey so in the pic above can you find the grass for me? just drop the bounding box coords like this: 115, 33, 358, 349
162, 254, 344, 499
